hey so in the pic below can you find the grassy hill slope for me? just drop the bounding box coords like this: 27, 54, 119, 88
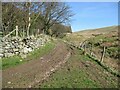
62, 25, 119, 80
63, 26, 118, 45
76, 26, 118, 35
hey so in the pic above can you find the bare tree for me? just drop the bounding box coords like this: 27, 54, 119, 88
2, 2, 21, 35
38, 2, 73, 34
2, 2, 73, 36
13, 2, 44, 36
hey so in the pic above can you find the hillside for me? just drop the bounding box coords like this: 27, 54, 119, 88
63, 25, 119, 76
2, 26, 119, 88
64, 26, 118, 45
76, 26, 118, 34
2, 2, 119, 89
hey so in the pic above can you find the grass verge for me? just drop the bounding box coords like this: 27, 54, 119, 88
26, 41, 55, 60
2, 55, 24, 70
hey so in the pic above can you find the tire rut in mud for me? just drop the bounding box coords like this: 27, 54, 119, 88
2, 42, 71, 88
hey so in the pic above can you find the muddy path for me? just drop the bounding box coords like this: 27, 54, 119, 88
2, 41, 71, 88
36, 46, 118, 88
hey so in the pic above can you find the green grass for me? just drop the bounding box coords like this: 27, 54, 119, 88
39, 50, 98, 88
41, 69, 98, 88
1, 55, 25, 70
1, 41, 55, 70
26, 42, 55, 60
40, 56, 99, 88
106, 47, 118, 57
62, 34, 83, 43
88, 33, 118, 58
106, 47, 118, 54
88, 34, 117, 44
39, 48, 117, 88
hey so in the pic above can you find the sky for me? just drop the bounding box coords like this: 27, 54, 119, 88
67, 2, 118, 32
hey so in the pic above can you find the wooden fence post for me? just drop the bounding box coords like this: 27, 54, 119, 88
90, 43, 93, 55
16, 25, 18, 38
100, 46, 106, 63
84, 42, 87, 55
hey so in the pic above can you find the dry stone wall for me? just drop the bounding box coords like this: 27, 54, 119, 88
1, 34, 51, 58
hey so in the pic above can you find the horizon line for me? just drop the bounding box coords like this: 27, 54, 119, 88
72, 25, 118, 32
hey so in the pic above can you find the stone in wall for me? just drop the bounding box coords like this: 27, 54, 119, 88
1, 34, 51, 58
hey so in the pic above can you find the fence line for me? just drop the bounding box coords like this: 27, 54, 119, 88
62, 39, 119, 77
2, 25, 43, 40
3, 29, 16, 39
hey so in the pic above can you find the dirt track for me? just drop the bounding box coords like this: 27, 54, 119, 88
2, 41, 71, 88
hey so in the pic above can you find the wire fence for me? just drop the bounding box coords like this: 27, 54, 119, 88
63, 39, 119, 77
2, 26, 43, 40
